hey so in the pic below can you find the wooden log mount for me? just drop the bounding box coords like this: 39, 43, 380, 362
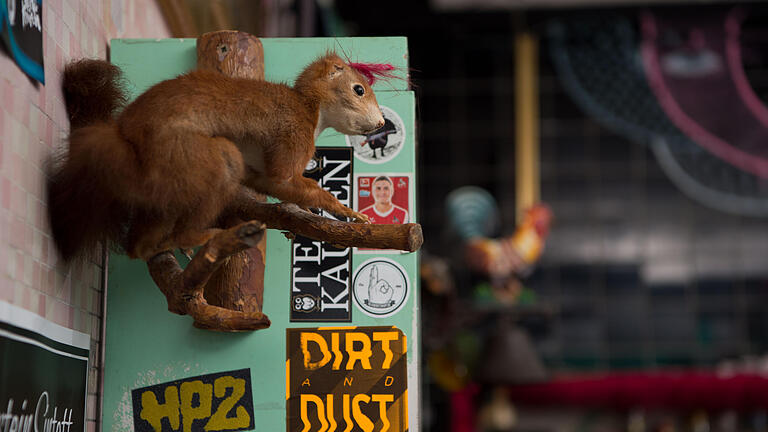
195, 31, 268, 329
147, 221, 271, 332
145, 31, 424, 332
197, 30, 265, 79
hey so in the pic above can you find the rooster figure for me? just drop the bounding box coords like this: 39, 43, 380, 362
446, 187, 553, 304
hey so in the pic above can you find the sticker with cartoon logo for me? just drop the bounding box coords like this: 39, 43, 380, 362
345, 105, 405, 164
352, 258, 409, 318
292, 294, 320, 314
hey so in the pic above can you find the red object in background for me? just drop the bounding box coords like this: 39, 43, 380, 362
509, 204, 553, 264
464, 203, 553, 278
506, 372, 768, 411
451, 384, 480, 432
641, 9, 768, 178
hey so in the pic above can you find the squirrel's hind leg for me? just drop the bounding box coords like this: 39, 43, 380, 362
158, 228, 224, 257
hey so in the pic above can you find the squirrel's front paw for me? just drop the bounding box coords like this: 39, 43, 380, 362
352, 212, 370, 223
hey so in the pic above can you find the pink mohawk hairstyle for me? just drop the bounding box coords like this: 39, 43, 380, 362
348, 62, 398, 85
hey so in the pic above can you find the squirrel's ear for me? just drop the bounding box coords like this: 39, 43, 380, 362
328, 63, 344, 80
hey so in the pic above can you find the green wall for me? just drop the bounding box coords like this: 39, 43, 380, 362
103, 37, 419, 431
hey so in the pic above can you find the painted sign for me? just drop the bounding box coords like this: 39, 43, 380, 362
0, 301, 89, 432
291, 148, 354, 322
0, 0, 44, 83
131, 369, 255, 432
286, 326, 408, 432
346, 106, 405, 164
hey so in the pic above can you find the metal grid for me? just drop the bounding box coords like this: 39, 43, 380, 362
335, 2, 768, 371
531, 14, 768, 369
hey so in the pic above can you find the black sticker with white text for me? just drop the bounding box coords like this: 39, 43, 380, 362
291, 147, 353, 322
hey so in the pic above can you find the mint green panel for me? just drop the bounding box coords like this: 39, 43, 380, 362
104, 38, 419, 431
110, 37, 409, 98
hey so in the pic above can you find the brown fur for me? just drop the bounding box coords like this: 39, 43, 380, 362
48, 54, 384, 261
62, 59, 126, 128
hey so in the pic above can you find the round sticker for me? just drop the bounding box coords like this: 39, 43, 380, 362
304, 157, 319, 173
346, 105, 405, 164
352, 258, 409, 318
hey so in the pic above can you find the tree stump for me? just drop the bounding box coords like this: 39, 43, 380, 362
195, 30, 268, 327
147, 221, 271, 331
197, 30, 265, 79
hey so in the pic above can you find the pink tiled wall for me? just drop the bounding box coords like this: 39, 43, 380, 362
0, 0, 170, 430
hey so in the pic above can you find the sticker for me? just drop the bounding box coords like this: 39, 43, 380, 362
354, 174, 412, 254
131, 369, 255, 432
352, 258, 410, 318
291, 147, 353, 322
346, 105, 406, 164
304, 157, 320, 172
355, 174, 411, 225
286, 327, 408, 432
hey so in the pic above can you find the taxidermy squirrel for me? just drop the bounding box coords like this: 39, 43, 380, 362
48, 53, 394, 261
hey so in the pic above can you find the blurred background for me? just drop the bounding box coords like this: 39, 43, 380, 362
167, 0, 768, 430
334, 1, 768, 431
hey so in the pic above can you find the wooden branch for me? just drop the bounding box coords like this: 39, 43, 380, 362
147, 221, 271, 331
225, 187, 424, 252
145, 189, 422, 331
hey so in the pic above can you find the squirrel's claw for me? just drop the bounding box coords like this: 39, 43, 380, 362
352, 212, 370, 224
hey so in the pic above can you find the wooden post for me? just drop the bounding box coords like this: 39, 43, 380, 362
197, 30, 264, 79
196, 31, 267, 323
515, 32, 540, 223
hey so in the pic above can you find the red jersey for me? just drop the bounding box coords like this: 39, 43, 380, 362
360, 204, 409, 224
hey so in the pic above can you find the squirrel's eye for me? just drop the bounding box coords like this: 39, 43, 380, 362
353, 84, 365, 96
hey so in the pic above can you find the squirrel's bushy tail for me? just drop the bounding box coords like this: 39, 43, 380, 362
62, 59, 127, 128
47, 59, 134, 261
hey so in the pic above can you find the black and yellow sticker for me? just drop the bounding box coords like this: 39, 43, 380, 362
286, 326, 408, 432
131, 368, 255, 432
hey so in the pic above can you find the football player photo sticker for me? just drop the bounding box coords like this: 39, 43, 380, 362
354, 174, 412, 253
353, 258, 410, 318
355, 174, 411, 225
346, 105, 406, 164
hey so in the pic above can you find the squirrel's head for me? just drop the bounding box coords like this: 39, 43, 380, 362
295, 53, 388, 136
